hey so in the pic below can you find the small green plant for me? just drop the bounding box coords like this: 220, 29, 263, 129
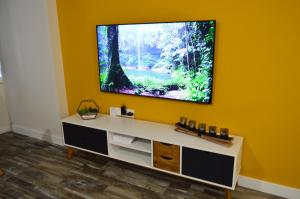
78, 107, 98, 116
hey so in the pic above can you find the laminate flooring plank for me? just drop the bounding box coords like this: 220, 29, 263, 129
0, 132, 285, 199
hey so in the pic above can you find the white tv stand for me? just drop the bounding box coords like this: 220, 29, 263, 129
62, 114, 243, 199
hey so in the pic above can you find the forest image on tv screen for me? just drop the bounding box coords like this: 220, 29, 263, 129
97, 21, 215, 103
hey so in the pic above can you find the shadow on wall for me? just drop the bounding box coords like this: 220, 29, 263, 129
41, 128, 64, 145
0, 81, 11, 133
42, 129, 53, 143
241, 140, 264, 179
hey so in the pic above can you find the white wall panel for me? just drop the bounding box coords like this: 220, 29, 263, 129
0, 0, 68, 144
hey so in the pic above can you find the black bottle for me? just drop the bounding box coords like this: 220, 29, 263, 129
121, 105, 127, 115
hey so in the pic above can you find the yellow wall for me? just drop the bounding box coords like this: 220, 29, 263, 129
56, 0, 300, 188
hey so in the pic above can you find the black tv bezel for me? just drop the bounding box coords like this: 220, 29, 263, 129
96, 20, 216, 104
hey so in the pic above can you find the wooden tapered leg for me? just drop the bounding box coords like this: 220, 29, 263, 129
67, 147, 74, 159
224, 189, 232, 199
0, 169, 4, 176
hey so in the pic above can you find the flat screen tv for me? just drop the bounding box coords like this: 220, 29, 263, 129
96, 20, 216, 103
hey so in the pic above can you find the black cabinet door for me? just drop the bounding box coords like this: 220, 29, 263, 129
62, 122, 108, 155
182, 147, 234, 187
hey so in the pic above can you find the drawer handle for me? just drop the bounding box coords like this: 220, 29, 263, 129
160, 142, 173, 146
160, 155, 173, 160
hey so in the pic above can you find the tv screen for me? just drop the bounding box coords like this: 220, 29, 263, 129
97, 20, 216, 103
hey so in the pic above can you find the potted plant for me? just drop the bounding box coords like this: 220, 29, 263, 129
77, 99, 99, 120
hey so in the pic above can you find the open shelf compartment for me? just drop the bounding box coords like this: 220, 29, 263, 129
108, 132, 152, 153
109, 145, 152, 167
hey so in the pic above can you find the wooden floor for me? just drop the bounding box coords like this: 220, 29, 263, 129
0, 132, 284, 199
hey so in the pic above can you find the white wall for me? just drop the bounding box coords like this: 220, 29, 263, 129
0, 0, 68, 144
46, 0, 69, 120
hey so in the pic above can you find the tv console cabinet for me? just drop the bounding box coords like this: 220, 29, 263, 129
62, 114, 243, 199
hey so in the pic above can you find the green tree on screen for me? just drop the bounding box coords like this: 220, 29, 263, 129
102, 25, 133, 91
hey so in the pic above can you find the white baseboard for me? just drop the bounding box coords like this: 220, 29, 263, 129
0, 126, 11, 134
239, 175, 300, 199
12, 124, 63, 145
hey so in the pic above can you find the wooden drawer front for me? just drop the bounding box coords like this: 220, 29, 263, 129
153, 141, 179, 157
153, 141, 180, 173
182, 147, 234, 187
63, 122, 108, 155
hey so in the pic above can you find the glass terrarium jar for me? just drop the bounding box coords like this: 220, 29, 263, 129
77, 99, 99, 120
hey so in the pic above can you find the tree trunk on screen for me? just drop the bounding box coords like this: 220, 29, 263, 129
102, 25, 133, 91
184, 23, 190, 71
